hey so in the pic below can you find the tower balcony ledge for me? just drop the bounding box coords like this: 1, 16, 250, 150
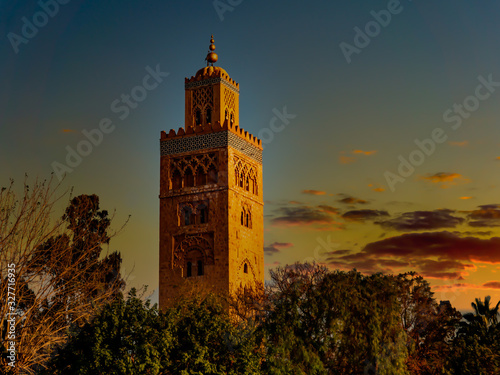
160, 120, 262, 150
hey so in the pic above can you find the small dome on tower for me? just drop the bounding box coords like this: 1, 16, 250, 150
194, 66, 228, 79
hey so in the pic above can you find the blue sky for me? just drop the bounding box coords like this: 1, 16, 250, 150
2, 0, 500, 309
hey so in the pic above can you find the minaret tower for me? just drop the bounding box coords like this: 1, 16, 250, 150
159, 36, 264, 308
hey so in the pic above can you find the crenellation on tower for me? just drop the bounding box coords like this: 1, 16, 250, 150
160, 121, 262, 149
159, 36, 264, 309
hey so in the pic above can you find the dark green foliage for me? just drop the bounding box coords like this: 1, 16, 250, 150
44, 289, 172, 375
445, 296, 500, 374
261, 264, 408, 375
168, 294, 262, 375
45, 291, 263, 375
41, 261, 500, 374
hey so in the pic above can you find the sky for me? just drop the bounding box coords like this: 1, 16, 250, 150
1, 0, 500, 311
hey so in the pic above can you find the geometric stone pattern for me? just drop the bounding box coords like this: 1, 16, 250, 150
160, 131, 262, 164
185, 77, 239, 94
224, 87, 236, 113
193, 86, 213, 112
173, 232, 215, 269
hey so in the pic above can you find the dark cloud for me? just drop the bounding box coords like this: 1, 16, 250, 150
327, 256, 409, 274
338, 196, 368, 205
264, 242, 293, 255
363, 231, 500, 263
375, 209, 464, 231
342, 209, 389, 222
483, 281, 500, 289
317, 205, 339, 215
467, 204, 500, 227
326, 249, 351, 256
417, 259, 473, 279
454, 230, 493, 237
435, 282, 500, 291
271, 205, 338, 227
327, 231, 500, 280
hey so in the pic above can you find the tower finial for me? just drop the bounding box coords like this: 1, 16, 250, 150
205, 35, 218, 66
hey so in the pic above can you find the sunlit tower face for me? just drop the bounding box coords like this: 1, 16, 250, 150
159, 36, 264, 309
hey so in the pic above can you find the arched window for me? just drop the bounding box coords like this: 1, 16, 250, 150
244, 263, 248, 274
206, 107, 212, 125
239, 172, 244, 188
246, 213, 250, 228
195, 109, 202, 126
183, 206, 193, 226
198, 204, 208, 224
184, 167, 194, 188
172, 169, 182, 190
252, 178, 258, 195
185, 249, 204, 278
225, 109, 228, 120
230, 112, 234, 125
241, 211, 244, 225
207, 164, 218, 184
195, 165, 206, 186
245, 176, 250, 191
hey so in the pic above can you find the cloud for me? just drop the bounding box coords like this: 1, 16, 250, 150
467, 204, 500, 227
270, 205, 340, 228
448, 141, 468, 147
317, 205, 339, 215
457, 230, 493, 237
375, 209, 464, 232
339, 150, 377, 164
342, 209, 389, 222
264, 242, 293, 255
352, 150, 377, 156
326, 249, 351, 256
302, 190, 326, 196
496, 157, 500, 161
434, 281, 500, 291
460, 196, 473, 200
363, 231, 500, 264
327, 256, 409, 274
339, 155, 356, 164
416, 259, 474, 279
420, 172, 469, 188
328, 231, 500, 280
482, 281, 500, 289
338, 196, 368, 205
368, 184, 385, 192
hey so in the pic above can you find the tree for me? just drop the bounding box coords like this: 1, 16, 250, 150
397, 273, 462, 374
46, 291, 264, 375
44, 288, 173, 375
260, 263, 408, 375
446, 296, 500, 374
0, 178, 124, 374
